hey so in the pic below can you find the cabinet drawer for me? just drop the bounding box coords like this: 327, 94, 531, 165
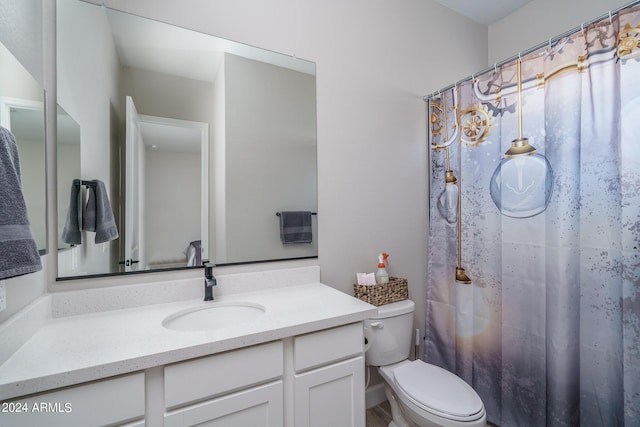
165, 381, 283, 427
0, 372, 145, 427
294, 323, 363, 372
165, 340, 283, 409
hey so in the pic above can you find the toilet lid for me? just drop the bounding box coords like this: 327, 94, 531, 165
394, 361, 484, 419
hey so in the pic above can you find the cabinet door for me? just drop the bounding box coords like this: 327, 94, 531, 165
164, 381, 283, 427
294, 357, 365, 427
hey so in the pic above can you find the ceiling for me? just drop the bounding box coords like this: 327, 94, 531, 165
433, 0, 532, 26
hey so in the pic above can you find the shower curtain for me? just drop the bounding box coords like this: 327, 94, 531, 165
426, 5, 640, 427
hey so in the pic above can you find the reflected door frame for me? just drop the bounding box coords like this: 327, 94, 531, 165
124, 96, 209, 270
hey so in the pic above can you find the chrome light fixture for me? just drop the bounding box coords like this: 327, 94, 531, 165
489, 59, 553, 218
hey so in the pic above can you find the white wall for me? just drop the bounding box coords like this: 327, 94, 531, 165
145, 149, 201, 266
488, 0, 632, 64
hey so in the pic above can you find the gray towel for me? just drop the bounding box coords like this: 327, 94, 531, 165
279, 211, 313, 244
0, 126, 42, 279
61, 179, 82, 245
186, 240, 201, 266
82, 180, 118, 243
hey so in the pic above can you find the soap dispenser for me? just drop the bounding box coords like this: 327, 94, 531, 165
375, 252, 390, 284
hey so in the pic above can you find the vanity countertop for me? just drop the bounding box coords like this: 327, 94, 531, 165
0, 282, 377, 401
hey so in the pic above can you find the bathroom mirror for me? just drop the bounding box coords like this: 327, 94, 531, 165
56, 0, 317, 279
0, 41, 47, 253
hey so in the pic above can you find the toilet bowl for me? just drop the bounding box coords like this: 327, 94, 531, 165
365, 299, 486, 427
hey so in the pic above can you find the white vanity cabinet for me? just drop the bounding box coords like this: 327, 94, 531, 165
163, 340, 284, 427
162, 323, 366, 427
0, 323, 368, 427
293, 322, 366, 427
0, 372, 145, 427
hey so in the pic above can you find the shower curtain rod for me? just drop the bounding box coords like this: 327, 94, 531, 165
423, 0, 640, 101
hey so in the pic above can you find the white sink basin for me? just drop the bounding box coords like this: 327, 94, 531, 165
162, 301, 266, 331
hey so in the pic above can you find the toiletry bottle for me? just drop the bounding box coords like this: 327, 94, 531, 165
375, 252, 390, 284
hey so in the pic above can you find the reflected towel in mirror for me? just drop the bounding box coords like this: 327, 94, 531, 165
0, 126, 42, 279
186, 240, 202, 266
61, 179, 82, 245
279, 211, 313, 244
82, 179, 119, 243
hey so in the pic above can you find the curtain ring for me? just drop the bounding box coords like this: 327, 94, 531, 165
548, 38, 552, 50
609, 11, 613, 23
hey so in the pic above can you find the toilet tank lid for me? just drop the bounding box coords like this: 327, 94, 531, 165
371, 299, 414, 319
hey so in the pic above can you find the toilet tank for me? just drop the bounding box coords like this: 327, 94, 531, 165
364, 299, 415, 366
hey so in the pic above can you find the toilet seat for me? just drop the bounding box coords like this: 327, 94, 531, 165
393, 360, 484, 422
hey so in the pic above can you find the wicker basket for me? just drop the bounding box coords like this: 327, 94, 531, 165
353, 277, 408, 306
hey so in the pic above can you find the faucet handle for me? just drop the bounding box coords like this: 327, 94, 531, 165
203, 262, 215, 280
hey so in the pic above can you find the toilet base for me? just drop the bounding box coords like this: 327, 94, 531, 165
384, 382, 413, 427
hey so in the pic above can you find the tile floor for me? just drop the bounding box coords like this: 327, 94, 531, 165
366, 401, 392, 427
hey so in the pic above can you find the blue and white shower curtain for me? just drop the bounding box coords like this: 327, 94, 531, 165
426, 5, 640, 426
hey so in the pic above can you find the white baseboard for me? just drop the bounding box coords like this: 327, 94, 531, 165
366, 382, 387, 409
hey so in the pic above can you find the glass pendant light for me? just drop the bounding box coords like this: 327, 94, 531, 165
435, 89, 459, 224
490, 59, 553, 218
437, 152, 459, 225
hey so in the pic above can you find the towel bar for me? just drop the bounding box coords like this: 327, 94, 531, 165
275, 212, 317, 216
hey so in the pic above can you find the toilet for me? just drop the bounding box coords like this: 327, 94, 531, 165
365, 299, 486, 427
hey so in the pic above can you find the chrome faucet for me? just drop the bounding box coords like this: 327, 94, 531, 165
203, 262, 216, 301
